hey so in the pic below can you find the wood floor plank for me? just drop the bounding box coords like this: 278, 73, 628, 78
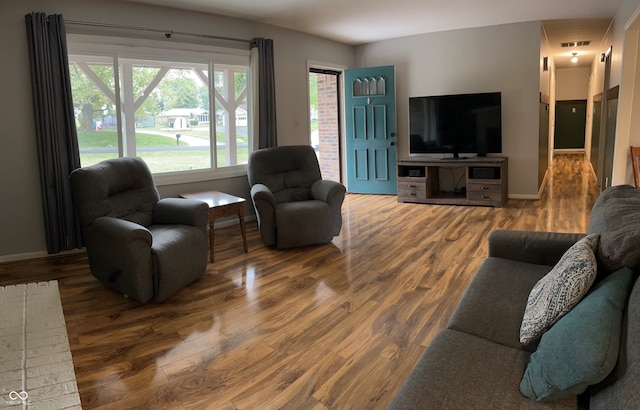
0, 154, 600, 409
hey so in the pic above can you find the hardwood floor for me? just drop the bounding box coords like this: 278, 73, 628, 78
0, 154, 601, 409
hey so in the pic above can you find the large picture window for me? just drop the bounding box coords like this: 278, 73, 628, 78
67, 35, 252, 183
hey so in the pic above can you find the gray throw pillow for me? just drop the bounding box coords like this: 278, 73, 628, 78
520, 267, 634, 402
520, 234, 599, 345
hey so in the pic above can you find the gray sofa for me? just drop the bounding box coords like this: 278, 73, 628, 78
389, 185, 640, 409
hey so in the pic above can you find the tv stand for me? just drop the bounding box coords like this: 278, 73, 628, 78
397, 157, 508, 207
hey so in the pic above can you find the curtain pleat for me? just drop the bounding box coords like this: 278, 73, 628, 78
25, 12, 82, 254
250, 38, 277, 148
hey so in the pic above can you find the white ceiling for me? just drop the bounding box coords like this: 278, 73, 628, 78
121, 0, 620, 67
543, 19, 614, 69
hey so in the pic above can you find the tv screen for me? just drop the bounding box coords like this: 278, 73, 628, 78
409, 92, 502, 158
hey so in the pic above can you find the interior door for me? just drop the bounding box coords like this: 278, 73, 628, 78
602, 89, 619, 189
344, 66, 397, 194
554, 101, 587, 149
538, 100, 549, 189
590, 95, 602, 175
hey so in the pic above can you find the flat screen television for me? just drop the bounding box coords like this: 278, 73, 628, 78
409, 92, 502, 159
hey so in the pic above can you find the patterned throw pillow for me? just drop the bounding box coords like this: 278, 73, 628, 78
519, 234, 600, 345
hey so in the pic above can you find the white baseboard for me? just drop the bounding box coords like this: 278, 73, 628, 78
214, 214, 256, 228
0, 215, 257, 264
554, 149, 585, 155
0, 248, 85, 264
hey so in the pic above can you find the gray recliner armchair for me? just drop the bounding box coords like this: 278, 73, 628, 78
247, 145, 346, 249
70, 157, 209, 303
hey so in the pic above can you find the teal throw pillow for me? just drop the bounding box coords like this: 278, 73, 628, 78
520, 267, 635, 402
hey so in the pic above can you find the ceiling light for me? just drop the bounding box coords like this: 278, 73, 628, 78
571, 53, 578, 63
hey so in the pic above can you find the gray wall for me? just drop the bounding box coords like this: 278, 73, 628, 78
354, 21, 543, 199
0, 0, 354, 260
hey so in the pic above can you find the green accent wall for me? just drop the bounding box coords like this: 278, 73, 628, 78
554, 101, 587, 149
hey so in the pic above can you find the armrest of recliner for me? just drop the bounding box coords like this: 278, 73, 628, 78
250, 183, 278, 246
250, 184, 277, 209
92, 216, 153, 246
86, 216, 154, 303
488, 230, 586, 266
311, 180, 346, 206
153, 198, 208, 233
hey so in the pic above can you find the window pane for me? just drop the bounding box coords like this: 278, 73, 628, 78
126, 63, 211, 173
67, 36, 252, 178
69, 59, 119, 167
215, 65, 248, 167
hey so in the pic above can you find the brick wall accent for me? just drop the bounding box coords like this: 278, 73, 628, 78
316, 74, 341, 182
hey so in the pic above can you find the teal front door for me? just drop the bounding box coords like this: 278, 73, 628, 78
345, 66, 397, 194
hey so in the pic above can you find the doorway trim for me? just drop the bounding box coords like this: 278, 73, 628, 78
614, 6, 640, 185
307, 60, 347, 183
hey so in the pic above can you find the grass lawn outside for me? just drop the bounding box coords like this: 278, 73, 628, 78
78, 128, 249, 172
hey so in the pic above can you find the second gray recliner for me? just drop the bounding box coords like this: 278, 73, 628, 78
247, 145, 346, 249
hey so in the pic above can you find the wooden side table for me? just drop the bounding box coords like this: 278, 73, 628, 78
179, 191, 248, 262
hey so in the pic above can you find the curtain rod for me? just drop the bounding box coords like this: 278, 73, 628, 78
64, 20, 252, 45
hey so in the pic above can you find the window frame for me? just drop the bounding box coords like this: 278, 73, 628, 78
67, 34, 253, 185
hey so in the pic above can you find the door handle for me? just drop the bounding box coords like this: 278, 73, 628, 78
390, 141, 395, 146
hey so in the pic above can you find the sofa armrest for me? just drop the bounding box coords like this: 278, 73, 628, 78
153, 198, 208, 234
311, 179, 346, 206
488, 230, 585, 266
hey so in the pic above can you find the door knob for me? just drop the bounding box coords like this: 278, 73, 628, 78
390, 141, 395, 146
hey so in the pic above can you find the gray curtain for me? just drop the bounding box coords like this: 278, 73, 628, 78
25, 13, 82, 253
251, 38, 278, 148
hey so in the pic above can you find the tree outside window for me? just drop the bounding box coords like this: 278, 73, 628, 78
67, 42, 251, 177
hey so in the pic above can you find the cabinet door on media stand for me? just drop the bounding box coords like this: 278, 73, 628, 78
397, 165, 437, 202
397, 176, 427, 200
466, 163, 507, 207
466, 181, 502, 203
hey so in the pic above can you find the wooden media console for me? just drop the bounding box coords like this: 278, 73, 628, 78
397, 157, 508, 207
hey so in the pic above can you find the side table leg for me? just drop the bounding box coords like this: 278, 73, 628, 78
238, 204, 248, 253
209, 221, 215, 263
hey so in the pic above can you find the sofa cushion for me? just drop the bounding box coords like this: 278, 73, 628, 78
446, 257, 553, 352
588, 184, 640, 272
387, 329, 577, 410
520, 267, 634, 402
589, 273, 640, 409
520, 234, 599, 345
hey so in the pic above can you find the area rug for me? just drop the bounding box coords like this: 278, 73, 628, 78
0, 281, 82, 409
